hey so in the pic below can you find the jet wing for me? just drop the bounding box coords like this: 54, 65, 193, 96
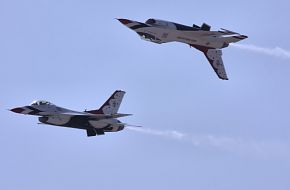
56, 112, 132, 120
181, 30, 246, 39
190, 44, 228, 80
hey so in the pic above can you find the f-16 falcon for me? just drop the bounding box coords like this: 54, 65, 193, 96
117, 18, 248, 80
10, 90, 137, 137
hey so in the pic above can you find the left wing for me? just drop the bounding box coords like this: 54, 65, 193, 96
190, 44, 228, 80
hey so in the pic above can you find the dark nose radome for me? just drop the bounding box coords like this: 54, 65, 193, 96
117, 18, 132, 25
10, 107, 25, 113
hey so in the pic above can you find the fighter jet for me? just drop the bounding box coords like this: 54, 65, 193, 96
117, 18, 248, 80
10, 90, 137, 137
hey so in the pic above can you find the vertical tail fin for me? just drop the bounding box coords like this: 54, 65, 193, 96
86, 90, 126, 115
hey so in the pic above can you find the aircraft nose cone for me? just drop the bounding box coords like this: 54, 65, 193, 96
241, 35, 248, 39
10, 107, 25, 113
117, 18, 132, 25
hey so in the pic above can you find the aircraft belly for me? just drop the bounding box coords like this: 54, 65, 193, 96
89, 120, 109, 128
175, 34, 223, 48
45, 116, 71, 125
135, 27, 175, 43
89, 119, 118, 128
88, 120, 123, 134
135, 27, 224, 48
136, 28, 200, 45
104, 126, 123, 132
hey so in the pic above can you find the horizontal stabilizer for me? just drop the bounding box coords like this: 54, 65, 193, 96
112, 113, 132, 118
219, 28, 239, 35
121, 123, 142, 127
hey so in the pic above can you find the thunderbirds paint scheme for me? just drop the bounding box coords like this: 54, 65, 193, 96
10, 90, 137, 137
118, 18, 247, 80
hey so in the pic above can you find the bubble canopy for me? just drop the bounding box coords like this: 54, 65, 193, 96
30, 100, 54, 106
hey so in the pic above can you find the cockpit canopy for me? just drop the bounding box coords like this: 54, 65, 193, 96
145, 18, 200, 31
145, 18, 177, 29
30, 100, 54, 106
145, 18, 157, 25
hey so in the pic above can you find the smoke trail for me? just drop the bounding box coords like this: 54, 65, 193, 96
231, 43, 290, 60
128, 127, 290, 159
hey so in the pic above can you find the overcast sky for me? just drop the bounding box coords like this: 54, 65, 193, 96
1, 0, 290, 189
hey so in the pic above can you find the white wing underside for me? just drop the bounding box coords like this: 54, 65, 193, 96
205, 49, 228, 80
191, 45, 228, 80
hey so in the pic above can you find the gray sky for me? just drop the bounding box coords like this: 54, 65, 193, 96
1, 0, 290, 189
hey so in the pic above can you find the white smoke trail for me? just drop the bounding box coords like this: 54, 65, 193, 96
128, 127, 290, 160
231, 43, 290, 60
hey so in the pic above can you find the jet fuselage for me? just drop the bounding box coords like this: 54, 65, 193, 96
117, 18, 248, 80
10, 91, 129, 136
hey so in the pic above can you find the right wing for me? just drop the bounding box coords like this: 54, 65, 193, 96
182, 29, 247, 40
190, 44, 228, 80
57, 112, 132, 120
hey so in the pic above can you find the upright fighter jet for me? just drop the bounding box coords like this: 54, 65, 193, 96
117, 18, 247, 80
10, 90, 138, 137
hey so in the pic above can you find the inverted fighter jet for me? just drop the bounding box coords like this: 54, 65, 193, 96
10, 90, 137, 137
117, 18, 248, 80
